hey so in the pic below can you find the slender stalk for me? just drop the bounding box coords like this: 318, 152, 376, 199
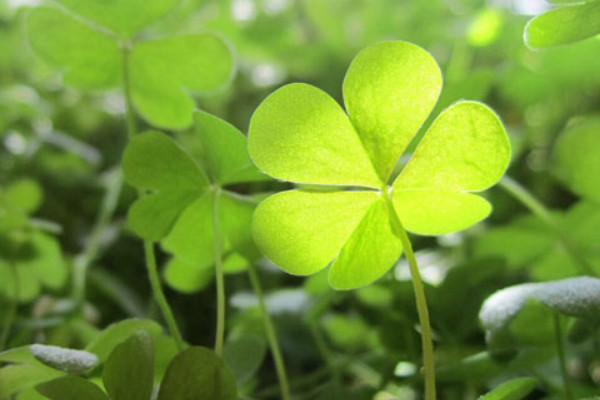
247, 263, 292, 400
144, 241, 184, 351
0, 261, 19, 350
72, 169, 123, 309
212, 187, 226, 355
499, 176, 596, 276
121, 42, 184, 350
383, 190, 436, 400
553, 313, 574, 400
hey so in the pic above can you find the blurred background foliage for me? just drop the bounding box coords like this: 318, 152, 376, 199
1, 0, 599, 399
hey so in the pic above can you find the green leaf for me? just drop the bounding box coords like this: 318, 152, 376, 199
27, 7, 121, 90
130, 35, 235, 129
123, 131, 208, 241
164, 258, 214, 293
329, 198, 402, 290
36, 376, 109, 400
27, 9, 234, 130
252, 190, 378, 276
222, 335, 267, 384
186, 110, 267, 185
526, 1, 600, 48
30, 345, 98, 374
392, 101, 510, 234
56, 0, 182, 38
248, 83, 381, 188
0, 364, 63, 399
5, 179, 43, 215
478, 378, 537, 400
103, 331, 154, 400
554, 118, 600, 202
157, 347, 236, 400
343, 41, 442, 181
479, 277, 600, 347
85, 319, 163, 362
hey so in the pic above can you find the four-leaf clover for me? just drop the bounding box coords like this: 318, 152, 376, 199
27, 0, 234, 130
248, 41, 511, 290
123, 111, 268, 292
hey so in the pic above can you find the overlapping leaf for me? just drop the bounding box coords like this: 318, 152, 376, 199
123, 111, 267, 293
27, 3, 234, 129
479, 277, 600, 349
525, 0, 600, 48
248, 41, 510, 290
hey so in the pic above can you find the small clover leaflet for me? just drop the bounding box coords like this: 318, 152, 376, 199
27, 1, 234, 130
248, 41, 511, 290
525, 0, 600, 49
123, 111, 268, 293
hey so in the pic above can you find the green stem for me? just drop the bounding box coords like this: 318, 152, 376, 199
213, 187, 226, 355
72, 169, 123, 309
499, 176, 596, 276
383, 190, 436, 400
144, 241, 185, 351
0, 261, 19, 351
553, 313, 574, 400
247, 263, 292, 400
121, 41, 184, 351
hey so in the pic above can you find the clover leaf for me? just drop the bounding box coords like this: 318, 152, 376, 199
0, 181, 67, 303
123, 111, 267, 292
27, 3, 234, 129
479, 277, 600, 350
248, 41, 510, 290
525, 0, 600, 49
554, 117, 600, 203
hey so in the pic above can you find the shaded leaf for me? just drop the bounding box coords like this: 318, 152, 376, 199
36, 376, 109, 400
31, 345, 98, 374
223, 335, 267, 384
103, 331, 154, 400
157, 347, 236, 400
478, 377, 537, 400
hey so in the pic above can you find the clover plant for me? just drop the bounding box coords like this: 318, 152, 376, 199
248, 40, 511, 399
525, 0, 600, 49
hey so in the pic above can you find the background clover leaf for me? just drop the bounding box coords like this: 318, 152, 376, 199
56, 0, 182, 39
123, 112, 264, 292
479, 277, 600, 350
525, 0, 600, 49
249, 41, 510, 290
554, 117, 600, 203
27, 6, 234, 129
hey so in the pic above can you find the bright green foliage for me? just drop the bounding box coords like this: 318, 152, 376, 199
525, 0, 600, 49
249, 41, 510, 290
123, 112, 266, 293
478, 378, 537, 400
37, 377, 109, 400
475, 201, 600, 279
555, 118, 600, 202
157, 347, 237, 400
0, 353, 64, 399
479, 277, 600, 349
27, 5, 234, 129
103, 332, 154, 400
56, 0, 182, 38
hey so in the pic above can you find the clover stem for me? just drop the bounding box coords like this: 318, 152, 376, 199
212, 187, 226, 356
499, 176, 597, 276
383, 190, 436, 400
72, 168, 123, 310
0, 260, 18, 351
248, 263, 292, 400
553, 313, 574, 400
121, 42, 185, 351
144, 241, 185, 351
